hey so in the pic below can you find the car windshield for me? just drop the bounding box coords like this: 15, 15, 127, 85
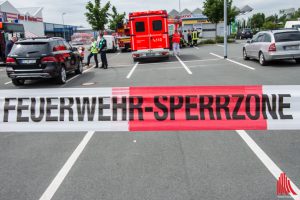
11, 42, 50, 56
274, 31, 300, 42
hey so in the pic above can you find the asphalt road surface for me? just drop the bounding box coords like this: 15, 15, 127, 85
1, 42, 300, 200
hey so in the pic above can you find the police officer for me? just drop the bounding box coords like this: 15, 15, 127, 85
86, 38, 99, 68
98, 33, 108, 69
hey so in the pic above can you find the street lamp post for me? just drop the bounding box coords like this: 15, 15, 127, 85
62, 12, 66, 39
179, 0, 181, 13
224, 0, 228, 59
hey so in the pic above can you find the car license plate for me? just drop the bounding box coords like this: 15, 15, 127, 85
21, 60, 36, 64
285, 46, 300, 51
146, 53, 154, 57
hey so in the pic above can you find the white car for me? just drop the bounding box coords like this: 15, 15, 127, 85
243, 30, 300, 66
285, 21, 300, 31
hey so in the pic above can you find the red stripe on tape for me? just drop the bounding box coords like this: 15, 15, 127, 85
129, 86, 267, 131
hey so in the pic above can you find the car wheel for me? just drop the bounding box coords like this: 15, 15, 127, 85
12, 79, 25, 86
75, 61, 83, 74
56, 66, 67, 84
259, 52, 267, 66
295, 59, 300, 64
243, 48, 249, 60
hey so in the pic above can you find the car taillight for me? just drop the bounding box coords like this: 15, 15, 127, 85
132, 54, 140, 58
41, 56, 58, 63
6, 57, 16, 64
269, 43, 276, 52
161, 52, 169, 56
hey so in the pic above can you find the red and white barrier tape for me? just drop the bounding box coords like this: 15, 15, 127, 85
0, 86, 299, 132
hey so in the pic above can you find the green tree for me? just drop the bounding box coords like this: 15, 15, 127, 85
85, 0, 111, 31
203, 0, 239, 37
265, 14, 278, 24
262, 21, 282, 30
109, 6, 126, 31
290, 8, 300, 20
250, 13, 265, 30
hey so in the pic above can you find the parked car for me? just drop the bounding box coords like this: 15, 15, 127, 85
243, 30, 300, 66
236, 28, 253, 39
6, 37, 83, 86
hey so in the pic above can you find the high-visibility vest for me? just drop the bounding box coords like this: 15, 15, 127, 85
91, 41, 98, 54
192, 31, 198, 40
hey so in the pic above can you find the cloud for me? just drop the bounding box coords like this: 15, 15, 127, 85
7, 0, 300, 27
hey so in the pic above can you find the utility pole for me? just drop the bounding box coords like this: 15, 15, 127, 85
62, 12, 66, 39
179, 0, 181, 13
224, 0, 228, 59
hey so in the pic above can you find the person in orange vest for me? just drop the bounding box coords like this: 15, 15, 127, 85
172, 30, 181, 56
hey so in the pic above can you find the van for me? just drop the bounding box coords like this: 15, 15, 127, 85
129, 10, 170, 61
103, 35, 117, 52
285, 21, 300, 31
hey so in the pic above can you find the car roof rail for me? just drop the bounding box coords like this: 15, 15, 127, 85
26, 36, 51, 40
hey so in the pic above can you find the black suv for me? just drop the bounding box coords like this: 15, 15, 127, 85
6, 37, 83, 86
236, 28, 253, 40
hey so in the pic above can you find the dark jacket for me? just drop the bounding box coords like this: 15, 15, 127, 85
5, 40, 14, 57
98, 38, 107, 52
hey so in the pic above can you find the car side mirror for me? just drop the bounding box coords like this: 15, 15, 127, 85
247, 40, 252, 44
71, 47, 78, 51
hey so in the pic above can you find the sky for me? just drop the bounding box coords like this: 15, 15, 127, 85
8, 0, 300, 27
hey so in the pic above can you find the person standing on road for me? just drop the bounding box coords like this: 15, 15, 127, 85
187, 30, 192, 47
86, 38, 99, 68
98, 33, 108, 69
192, 29, 199, 46
5, 36, 17, 58
172, 30, 181, 56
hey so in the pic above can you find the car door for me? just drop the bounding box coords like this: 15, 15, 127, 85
149, 16, 168, 49
131, 17, 150, 51
247, 34, 258, 57
252, 34, 264, 59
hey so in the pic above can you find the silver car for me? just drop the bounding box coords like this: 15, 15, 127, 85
243, 29, 300, 65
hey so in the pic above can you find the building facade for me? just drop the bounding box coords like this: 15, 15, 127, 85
0, 1, 44, 37
44, 22, 78, 41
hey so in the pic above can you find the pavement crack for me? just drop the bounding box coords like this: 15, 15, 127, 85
176, 133, 194, 200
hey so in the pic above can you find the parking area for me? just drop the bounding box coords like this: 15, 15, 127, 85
1, 42, 300, 200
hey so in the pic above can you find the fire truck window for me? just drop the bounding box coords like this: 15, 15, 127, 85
135, 22, 145, 32
152, 20, 162, 31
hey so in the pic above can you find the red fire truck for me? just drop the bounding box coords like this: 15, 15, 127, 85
129, 10, 170, 61
116, 22, 131, 52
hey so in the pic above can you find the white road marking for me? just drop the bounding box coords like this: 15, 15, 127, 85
184, 58, 221, 63
126, 62, 139, 79
194, 46, 199, 49
66, 65, 96, 83
4, 81, 12, 85
216, 44, 224, 47
210, 52, 255, 70
175, 55, 192, 75
39, 131, 95, 200
209, 53, 223, 59
237, 130, 300, 200
227, 58, 255, 70
66, 52, 120, 83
